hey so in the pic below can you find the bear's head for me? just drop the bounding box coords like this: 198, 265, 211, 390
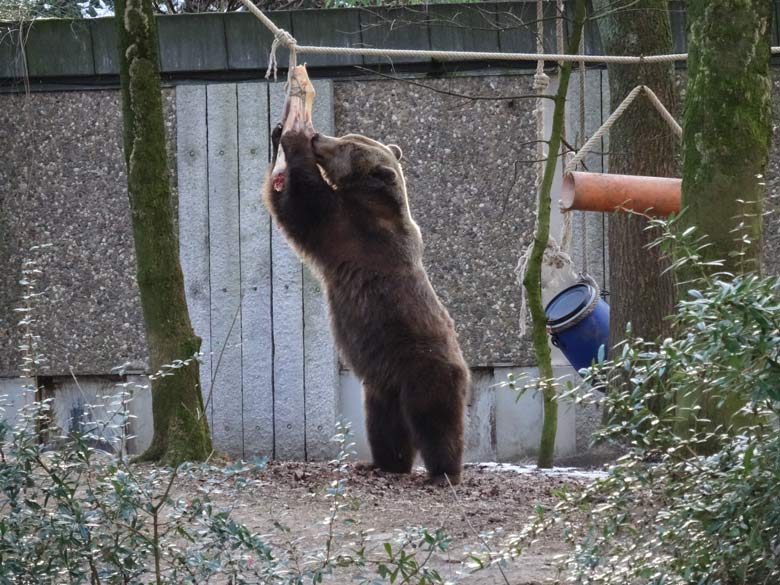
311, 133, 405, 197
311, 133, 421, 241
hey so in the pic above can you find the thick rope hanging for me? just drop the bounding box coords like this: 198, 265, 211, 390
516, 0, 579, 339
557, 0, 573, 254
577, 35, 587, 274
516, 0, 551, 338
564, 84, 682, 174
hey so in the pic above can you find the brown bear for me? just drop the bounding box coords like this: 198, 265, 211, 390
264, 125, 470, 485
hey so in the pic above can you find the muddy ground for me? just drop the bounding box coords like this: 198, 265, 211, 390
172, 460, 604, 584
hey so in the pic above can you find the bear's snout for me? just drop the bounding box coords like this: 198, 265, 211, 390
311, 133, 341, 163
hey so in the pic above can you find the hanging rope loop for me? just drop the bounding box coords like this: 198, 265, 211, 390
266, 27, 298, 81
533, 71, 550, 91
564, 84, 682, 176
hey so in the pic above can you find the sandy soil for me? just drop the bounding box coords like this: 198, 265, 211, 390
172, 460, 601, 584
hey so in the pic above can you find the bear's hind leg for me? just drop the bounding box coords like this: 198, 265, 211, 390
401, 365, 466, 486
364, 386, 415, 474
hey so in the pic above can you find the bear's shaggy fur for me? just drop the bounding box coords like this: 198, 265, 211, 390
264, 126, 469, 485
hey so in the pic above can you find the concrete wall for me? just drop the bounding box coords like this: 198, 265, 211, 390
3, 65, 780, 461
341, 366, 576, 464
1, 1, 779, 461
0, 76, 543, 379
0, 374, 152, 455
0, 73, 570, 461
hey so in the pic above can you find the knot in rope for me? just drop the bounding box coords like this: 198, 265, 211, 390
274, 27, 296, 48
533, 71, 550, 92
265, 27, 298, 81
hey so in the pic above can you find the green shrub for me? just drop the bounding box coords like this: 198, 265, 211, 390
0, 250, 455, 584
471, 218, 780, 584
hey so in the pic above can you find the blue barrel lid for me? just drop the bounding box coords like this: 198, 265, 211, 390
545, 283, 596, 327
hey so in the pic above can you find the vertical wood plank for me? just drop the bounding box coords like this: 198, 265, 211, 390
225, 11, 292, 72
359, 7, 431, 65
269, 82, 306, 460
176, 85, 213, 426
157, 14, 228, 73
496, 1, 557, 54
237, 82, 274, 459
302, 81, 339, 460
207, 83, 243, 456
302, 265, 339, 460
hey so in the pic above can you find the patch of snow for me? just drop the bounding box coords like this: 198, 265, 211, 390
467, 462, 607, 480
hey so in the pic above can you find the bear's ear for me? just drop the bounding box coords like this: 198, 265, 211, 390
387, 144, 403, 161
372, 165, 398, 184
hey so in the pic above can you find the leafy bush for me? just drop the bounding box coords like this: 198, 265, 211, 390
1, 253, 451, 584
470, 218, 780, 584
0, 405, 457, 584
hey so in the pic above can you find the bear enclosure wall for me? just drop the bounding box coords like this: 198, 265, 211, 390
1, 2, 779, 463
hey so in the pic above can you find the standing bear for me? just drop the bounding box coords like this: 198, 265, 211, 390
264, 125, 470, 485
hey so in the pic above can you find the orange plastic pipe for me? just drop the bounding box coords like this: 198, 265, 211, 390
561, 171, 681, 216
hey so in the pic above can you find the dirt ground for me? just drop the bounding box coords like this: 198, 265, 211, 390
174, 460, 603, 584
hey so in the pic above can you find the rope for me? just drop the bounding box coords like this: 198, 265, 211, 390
642, 85, 683, 138
267, 28, 297, 80
565, 84, 642, 173
556, 0, 573, 254
577, 37, 587, 274
517, 0, 551, 338
564, 84, 681, 174
517, 0, 581, 338
236, 1, 780, 65
237, 0, 296, 79
238, 0, 780, 65
288, 45, 690, 64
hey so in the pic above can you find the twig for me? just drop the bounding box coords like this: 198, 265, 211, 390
445, 474, 511, 585
150, 468, 178, 585
203, 297, 242, 412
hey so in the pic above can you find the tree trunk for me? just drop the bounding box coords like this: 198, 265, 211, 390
116, 0, 212, 464
678, 0, 772, 442
591, 0, 678, 354
682, 0, 772, 275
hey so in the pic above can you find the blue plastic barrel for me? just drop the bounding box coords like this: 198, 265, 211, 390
544, 282, 610, 372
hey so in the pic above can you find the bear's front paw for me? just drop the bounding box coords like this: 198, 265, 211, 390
271, 123, 283, 151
